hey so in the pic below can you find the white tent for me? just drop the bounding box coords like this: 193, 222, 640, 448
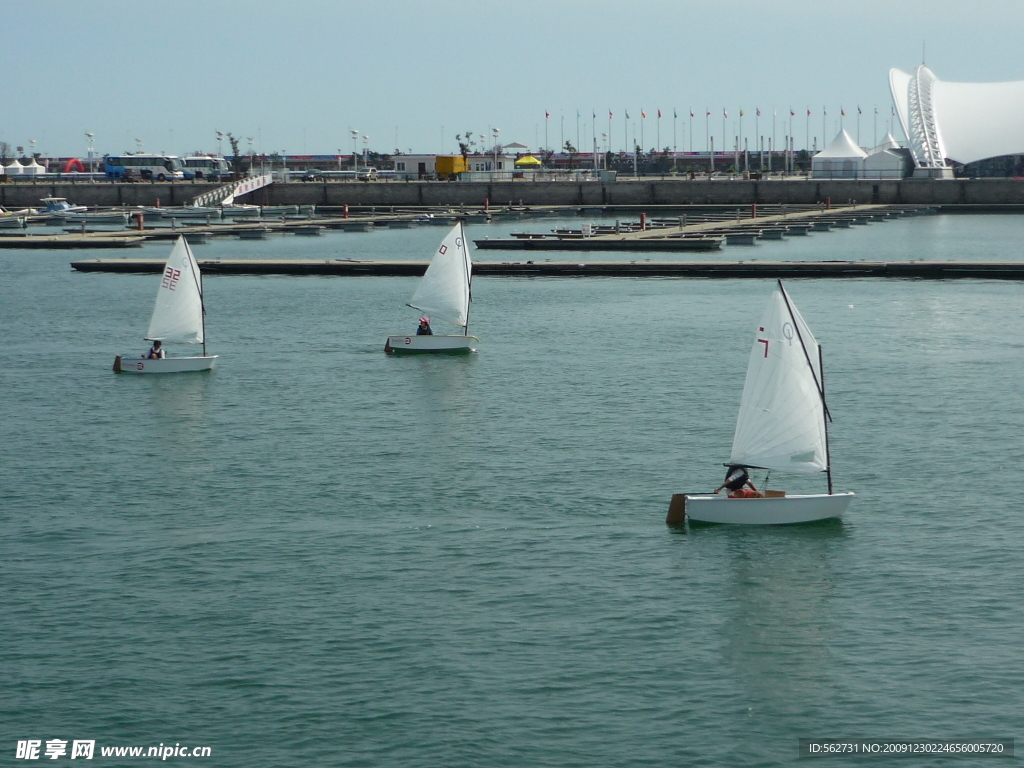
24, 158, 46, 175
861, 132, 909, 179
811, 129, 867, 179
866, 132, 900, 156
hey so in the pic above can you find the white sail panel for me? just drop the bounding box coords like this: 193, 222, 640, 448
146, 237, 204, 343
729, 286, 827, 473
408, 222, 472, 328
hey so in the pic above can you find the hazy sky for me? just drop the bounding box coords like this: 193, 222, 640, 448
3, 0, 1023, 158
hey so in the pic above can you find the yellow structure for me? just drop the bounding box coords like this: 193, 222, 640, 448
435, 155, 468, 180
514, 155, 542, 167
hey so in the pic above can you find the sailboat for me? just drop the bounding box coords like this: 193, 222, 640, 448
668, 280, 854, 525
113, 236, 218, 373
385, 221, 478, 354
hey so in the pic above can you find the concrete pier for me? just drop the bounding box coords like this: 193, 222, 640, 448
9, 179, 1024, 209
70, 259, 1024, 280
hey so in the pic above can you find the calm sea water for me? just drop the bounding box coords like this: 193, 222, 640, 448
3, 214, 1023, 766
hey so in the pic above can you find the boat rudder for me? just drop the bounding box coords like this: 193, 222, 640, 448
113, 355, 122, 373
666, 493, 687, 526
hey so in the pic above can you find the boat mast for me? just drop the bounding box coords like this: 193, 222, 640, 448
200, 269, 207, 357
195, 243, 207, 358
461, 220, 472, 337
819, 345, 834, 495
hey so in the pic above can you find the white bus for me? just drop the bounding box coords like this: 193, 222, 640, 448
183, 156, 230, 181
104, 154, 185, 181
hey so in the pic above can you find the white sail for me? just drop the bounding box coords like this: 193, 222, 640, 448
146, 237, 205, 343
408, 222, 472, 328
729, 284, 827, 473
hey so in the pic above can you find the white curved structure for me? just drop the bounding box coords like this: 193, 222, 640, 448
890, 65, 1024, 176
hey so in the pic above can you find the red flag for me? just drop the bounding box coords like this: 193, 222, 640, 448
723, 109, 728, 118
641, 110, 646, 119
657, 109, 662, 118
790, 108, 796, 116
545, 111, 550, 119
609, 109, 614, 119
841, 107, 846, 117
690, 109, 695, 118
756, 107, 761, 117
705, 109, 711, 117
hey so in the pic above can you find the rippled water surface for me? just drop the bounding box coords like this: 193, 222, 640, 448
3, 214, 1024, 766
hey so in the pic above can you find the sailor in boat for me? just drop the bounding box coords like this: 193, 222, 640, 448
714, 465, 762, 498
144, 340, 166, 359
416, 317, 433, 336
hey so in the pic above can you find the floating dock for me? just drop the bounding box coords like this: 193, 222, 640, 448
473, 204, 933, 251
70, 259, 1024, 279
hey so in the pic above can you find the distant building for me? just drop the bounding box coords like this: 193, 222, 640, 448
811, 130, 910, 179
890, 65, 1024, 178
392, 155, 437, 180
392, 153, 516, 180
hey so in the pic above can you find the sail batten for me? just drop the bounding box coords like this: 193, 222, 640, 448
729, 286, 827, 474
146, 237, 205, 344
408, 222, 472, 328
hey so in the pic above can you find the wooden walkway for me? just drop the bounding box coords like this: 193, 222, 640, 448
474, 204, 935, 251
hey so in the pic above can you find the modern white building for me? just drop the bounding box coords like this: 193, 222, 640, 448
889, 65, 1024, 177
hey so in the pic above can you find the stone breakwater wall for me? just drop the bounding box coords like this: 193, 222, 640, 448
6, 179, 1024, 208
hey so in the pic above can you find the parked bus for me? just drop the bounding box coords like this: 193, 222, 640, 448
183, 156, 230, 181
104, 154, 185, 181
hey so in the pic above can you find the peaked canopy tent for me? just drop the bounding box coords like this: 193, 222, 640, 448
890, 65, 1024, 176
811, 129, 867, 178
514, 155, 543, 167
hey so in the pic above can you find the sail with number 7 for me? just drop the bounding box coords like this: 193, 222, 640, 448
729, 285, 828, 473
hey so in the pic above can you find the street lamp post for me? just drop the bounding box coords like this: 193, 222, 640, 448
351, 130, 359, 172
85, 133, 95, 173
602, 133, 608, 170
362, 135, 369, 168
216, 131, 223, 158
492, 127, 500, 175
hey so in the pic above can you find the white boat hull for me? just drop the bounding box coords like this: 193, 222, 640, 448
66, 213, 130, 224
677, 491, 854, 525
385, 335, 478, 354
114, 355, 218, 374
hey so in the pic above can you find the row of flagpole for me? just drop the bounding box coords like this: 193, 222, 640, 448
541, 106, 900, 155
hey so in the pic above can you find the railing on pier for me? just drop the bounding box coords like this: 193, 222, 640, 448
191, 174, 273, 207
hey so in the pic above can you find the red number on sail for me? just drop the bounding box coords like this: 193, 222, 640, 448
161, 267, 181, 291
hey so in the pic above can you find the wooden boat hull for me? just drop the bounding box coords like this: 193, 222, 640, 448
114, 355, 218, 373
670, 491, 854, 526
385, 335, 478, 355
